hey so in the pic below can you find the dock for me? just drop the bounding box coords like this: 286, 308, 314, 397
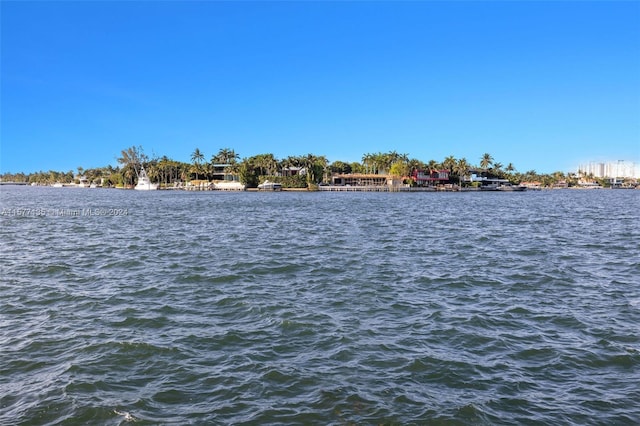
318, 185, 458, 192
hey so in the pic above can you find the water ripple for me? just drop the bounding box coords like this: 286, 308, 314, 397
1, 187, 639, 424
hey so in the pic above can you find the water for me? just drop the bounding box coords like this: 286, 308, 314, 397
1, 186, 639, 425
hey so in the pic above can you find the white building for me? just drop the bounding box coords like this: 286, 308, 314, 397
577, 161, 639, 178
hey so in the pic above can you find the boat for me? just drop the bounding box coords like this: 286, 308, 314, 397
479, 178, 526, 191
77, 176, 90, 188
257, 180, 282, 191
134, 167, 158, 190
496, 183, 527, 191
213, 181, 246, 191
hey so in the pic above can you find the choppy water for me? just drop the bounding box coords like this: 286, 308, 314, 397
1, 186, 639, 425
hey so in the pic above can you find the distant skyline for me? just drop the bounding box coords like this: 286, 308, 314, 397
2, 1, 639, 175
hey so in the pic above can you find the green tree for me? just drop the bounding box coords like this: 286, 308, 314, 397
362, 153, 375, 174
442, 156, 457, 174
505, 163, 516, 181
329, 160, 352, 174
238, 158, 259, 187
480, 153, 493, 170
297, 154, 327, 187
426, 159, 440, 173
256, 153, 279, 176
350, 162, 366, 174
191, 148, 205, 180
389, 161, 409, 177
117, 145, 147, 185
454, 158, 470, 188
407, 158, 426, 175
211, 148, 239, 165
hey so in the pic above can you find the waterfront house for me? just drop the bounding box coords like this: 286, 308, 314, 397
411, 169, 450, 187
211, 163, 240, 182
280, 166, 306, 177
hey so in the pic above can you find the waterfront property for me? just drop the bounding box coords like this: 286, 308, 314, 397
210, 163, 242, 182
411, 169, 450, 187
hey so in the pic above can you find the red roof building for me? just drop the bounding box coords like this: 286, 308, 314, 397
411, 169, 449, 187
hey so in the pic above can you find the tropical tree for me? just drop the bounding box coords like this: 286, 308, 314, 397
454, 158, 471, 187
117, 145, 148, 186
350, 162, 366, 174
117, 146, 144, 174
480, 153, 494, 170
379, 151, 407, 174
493, 162, 504, 177
505, 163, 516, 178
158, 156, 183, 187
407, 158, 426, 175
329, 160, 352, 174
120, 164, 136, 187
442, 156, 457, 174
252, 153, 278, 176
191, 148, 205, 180
362, 153, 376, 174
238, 157, 259, 187
298, 154, 328, 187
211, 148, 239, 165
389, 161, 409, 178
426, 159, 440, 173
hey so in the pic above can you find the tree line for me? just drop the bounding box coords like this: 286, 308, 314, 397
0, 146, 606, 188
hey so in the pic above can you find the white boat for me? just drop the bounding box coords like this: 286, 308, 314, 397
135, 167, 158, 190
496, 183, 526, 192
77, 176, 90, 188
479, 178, 526, 191
257, 180, 282, 191
213, 181, 246, 191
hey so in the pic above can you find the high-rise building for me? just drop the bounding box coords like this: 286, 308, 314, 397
577, 161, 639, 178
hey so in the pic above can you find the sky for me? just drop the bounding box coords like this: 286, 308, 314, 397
1, 1, 639, 175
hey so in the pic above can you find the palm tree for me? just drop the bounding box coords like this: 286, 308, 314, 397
506, 163, 515, 175
480, 153, 493, 170
426, 159, 440, 173
212, 148, 239, 165
454, 158, 470, 188
442, 156, 456, 174
301, 153, 328, 187
329, 160, 352, 174
407, 158, 426, 175
191, 148, 205, 180
362, 153, 374, 174
350, 162, 366, 174
493, 162, 503, 177
251, 153, 278, 177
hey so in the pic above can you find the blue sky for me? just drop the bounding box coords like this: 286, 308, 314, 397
2, 1, 639, 174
